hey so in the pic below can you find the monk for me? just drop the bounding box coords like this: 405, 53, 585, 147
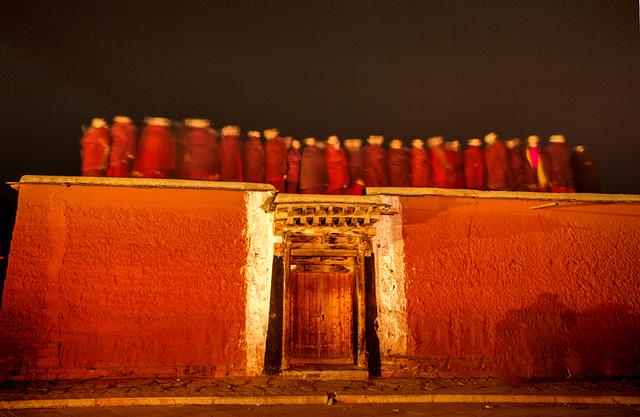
264, 128, 288, 192
325, 135, 349, 194
388, 138, 411, 187
299, 137, 327, 194
484, 132, 509, 191
446, 140, 465, 188
81, 118, 110, 176
410, 139, 430, 187
107, 116, 136, 177
571, 144, 601, 193
506, 138, 527, 191
133, 117, 176, 178
428, 136, 454, 188
179, 118, 218, 180
363, 135, 389, 187
524, 135, 550, 191
546, 135, 575, 193
464, 138, 485, 190
286, 139, 302, 193
243, 130, 265, 183
344, 139, 365, 187
219, 125, 244, 182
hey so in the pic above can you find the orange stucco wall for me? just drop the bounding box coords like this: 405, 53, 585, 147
0, 184, 248, 380
400, 196, 640, 381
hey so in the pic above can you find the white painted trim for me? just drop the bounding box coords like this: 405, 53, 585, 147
372, 195, 408, 359
244, 191, 275, 375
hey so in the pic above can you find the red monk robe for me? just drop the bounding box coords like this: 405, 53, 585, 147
133, 117, 176, 178
180, 119, 218, 180
264, 128, 288, 192
107, 116, 136, 177
325, 136, 349, 194
546, 135, 575, 193
410, 139, 430, 187
464, 140, 485, 190
286, 140, 302, 193
428, 137, 454, 188
570, 145, 601, 193
388, 139, 411, 187
219, 125, 244, 182
299, 138, 327, 194
506, 139, 527, 191
523, 135, 551, 191
363, 136, 389, 187
243, 131, 265, 183
81, 118, 110, 176
446, 141, 465, 188
345, 139, 365, 188
484, 134, 509, 191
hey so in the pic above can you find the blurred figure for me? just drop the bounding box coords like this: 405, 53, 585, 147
571, 144, 601, 193
524, 135, 550, 191
325, 135, 349, 194
546, 134, 575, 193
179, 118, 218, 180
446, 140, 465, 188
464, 138, 485, 190
81, 117, 110, 176
299, 137, 327, 194
363, 135, 389, 187
388, 138, 411, 187
244, 130, 265, 183
219, 125, 244, 182
344, 138, 365, 188
428, 135, 454, 188
484, 132, 509, 191
264, 128, 288, 192
133, 117, 176, 178
107, 116, 137, 177
410, 138, 431, 187
286, 139, 302, 193
506, 138, 527, 191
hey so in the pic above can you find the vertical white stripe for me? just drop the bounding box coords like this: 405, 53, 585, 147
372, 195, 408, 359
244, 191, 275, 375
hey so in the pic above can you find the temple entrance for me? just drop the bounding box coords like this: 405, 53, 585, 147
269, 194, 391, 378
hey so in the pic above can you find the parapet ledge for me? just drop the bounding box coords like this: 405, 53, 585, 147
366, 187, 640, 203
10, 175, 277, 192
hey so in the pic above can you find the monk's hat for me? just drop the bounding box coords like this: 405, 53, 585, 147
184, 118, 211, 128
549, 134, 566, 143
304, 137, 317, 145
247, 130, 261, 138
527, 135, 540, 145
573, 144, 585, 152
427, 136, 444, 146
90, 118, 108, 129
113, 116, 132, 124
367, 135, 384, 144
144, 117, 171, 127
263, 128, 280, 139
467, 138, 482, 147
327, 135, 339, 144
222, 125, 241, 136
411, 138, 424, 147
345, 138, 362, 148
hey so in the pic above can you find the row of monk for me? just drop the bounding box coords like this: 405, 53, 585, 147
80, 116, 601, 194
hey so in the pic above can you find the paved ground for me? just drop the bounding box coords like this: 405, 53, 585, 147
1, 403, 640, 417
1, 377, 639, 401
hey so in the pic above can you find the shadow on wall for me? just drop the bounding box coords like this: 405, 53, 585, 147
495, 293, 640, 384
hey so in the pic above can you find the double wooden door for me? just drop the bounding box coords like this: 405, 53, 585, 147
287, 269, 354, 365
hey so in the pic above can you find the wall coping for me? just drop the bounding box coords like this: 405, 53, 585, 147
10, 175, 277, 192
366, 187, 640, 203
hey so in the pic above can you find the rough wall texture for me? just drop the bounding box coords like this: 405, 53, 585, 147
0, 184, 249, 380
400, 196, 640, 380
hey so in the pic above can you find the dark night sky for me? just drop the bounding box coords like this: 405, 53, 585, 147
0, 0, 639, 256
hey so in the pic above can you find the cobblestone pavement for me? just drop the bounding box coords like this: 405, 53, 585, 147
1, 377, 639, 401
1, 403, 640, 417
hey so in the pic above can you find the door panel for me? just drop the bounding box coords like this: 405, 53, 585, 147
289, 270, 354, 363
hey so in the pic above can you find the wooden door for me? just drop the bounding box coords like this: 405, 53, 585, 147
288, 270, 354, 364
